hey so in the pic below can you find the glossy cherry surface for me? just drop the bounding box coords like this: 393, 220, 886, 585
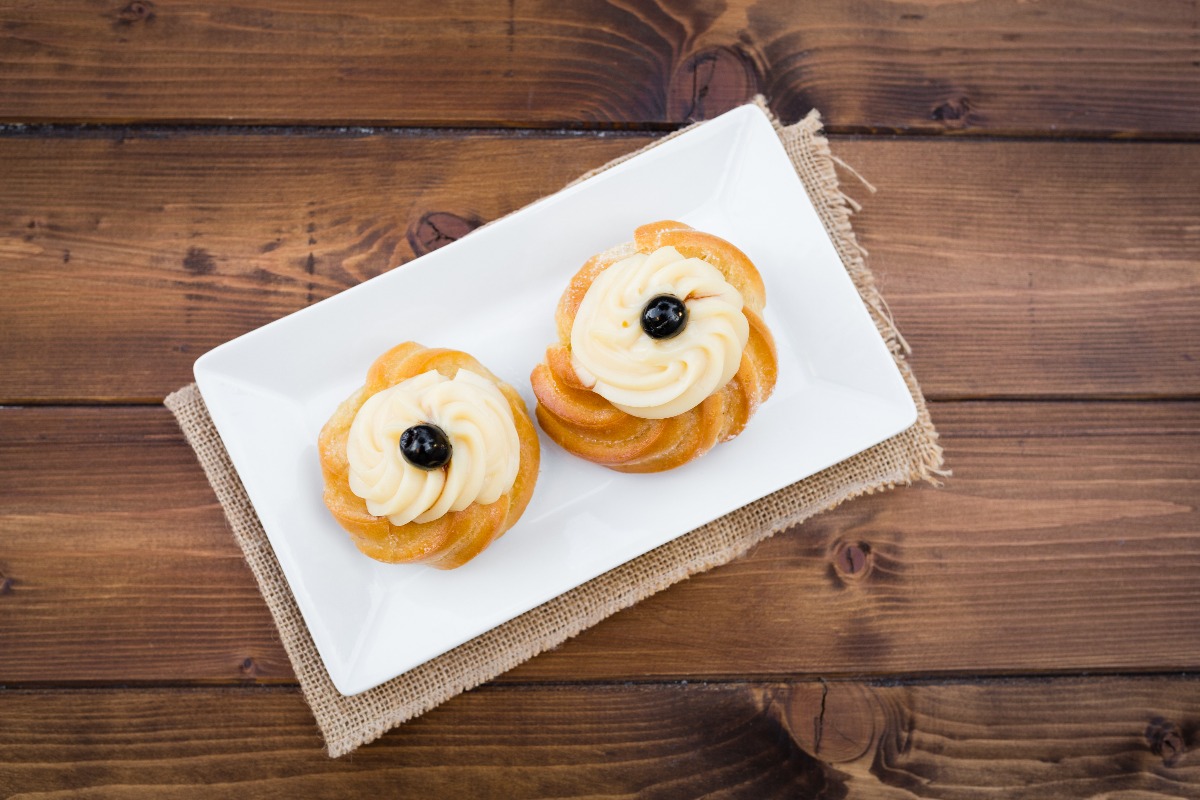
640, 294, 688, 339
399, 423, 452, 470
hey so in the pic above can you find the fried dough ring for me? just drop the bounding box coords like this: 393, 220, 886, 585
319, 343, 540, 568
531, 222, 777, 472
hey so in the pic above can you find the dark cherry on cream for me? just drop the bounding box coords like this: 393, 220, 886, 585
640, 294, 688, 339
399, 424, 452, 470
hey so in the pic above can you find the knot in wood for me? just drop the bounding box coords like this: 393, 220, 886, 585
834, 541, 872, 581
182, 246, 216, 275
782, 682, 877, 764
668, 45, 760, 122
116, 1, 155, 24
407, 212, 481, 257
1146, 717, 1185, 767
931, 96, 973, 128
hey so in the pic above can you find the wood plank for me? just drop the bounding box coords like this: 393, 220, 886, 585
0, 133, 640, 403
2, 402, 1197, 684
849, 140, 1200, 400
1, 135, 1198, 402
0, 407, 292, 683
519, 400, 1200, 682
1, 1, 1198, 135
1, 678, 1197, 797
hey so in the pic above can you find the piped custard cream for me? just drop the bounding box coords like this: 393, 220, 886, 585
347, 369, 520, 525
570, 246, 749, 419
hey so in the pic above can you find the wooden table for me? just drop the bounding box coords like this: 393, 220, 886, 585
2, 2, 1198, 796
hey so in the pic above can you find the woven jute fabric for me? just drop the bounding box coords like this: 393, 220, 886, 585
165, 99, 945, 758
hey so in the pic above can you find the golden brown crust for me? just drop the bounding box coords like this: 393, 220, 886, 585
318, 343, 540, 569
531, 221, 778, 473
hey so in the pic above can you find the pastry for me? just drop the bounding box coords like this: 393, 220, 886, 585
319, 343, 539, 568
531, 221, 777, 472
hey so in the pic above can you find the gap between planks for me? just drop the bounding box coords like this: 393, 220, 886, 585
3, 124, 1200, 143
2, 670, 1200, 694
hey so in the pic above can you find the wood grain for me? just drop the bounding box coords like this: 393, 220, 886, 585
850, 139, 1200, 400
1, 1, 1198, 135
1, 678, 1197, 797
0, 133, 631, 402
515, 401, 1200, 683
2, 402, 1197, 685
1, 135, 1198, 402
0, 407, 292, 683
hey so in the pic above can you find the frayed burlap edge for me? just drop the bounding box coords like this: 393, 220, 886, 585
165, 97, 945, 758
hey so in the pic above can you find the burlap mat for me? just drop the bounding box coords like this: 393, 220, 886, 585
165, 99, 945, 758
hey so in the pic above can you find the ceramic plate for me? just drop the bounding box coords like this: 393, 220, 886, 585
194, 104, 917, 695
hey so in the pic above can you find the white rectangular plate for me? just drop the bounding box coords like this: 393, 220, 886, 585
194, 104, 917, 696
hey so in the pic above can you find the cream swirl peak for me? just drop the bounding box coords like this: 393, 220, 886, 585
570, 245, 750, 419
347, 369, 520, 526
